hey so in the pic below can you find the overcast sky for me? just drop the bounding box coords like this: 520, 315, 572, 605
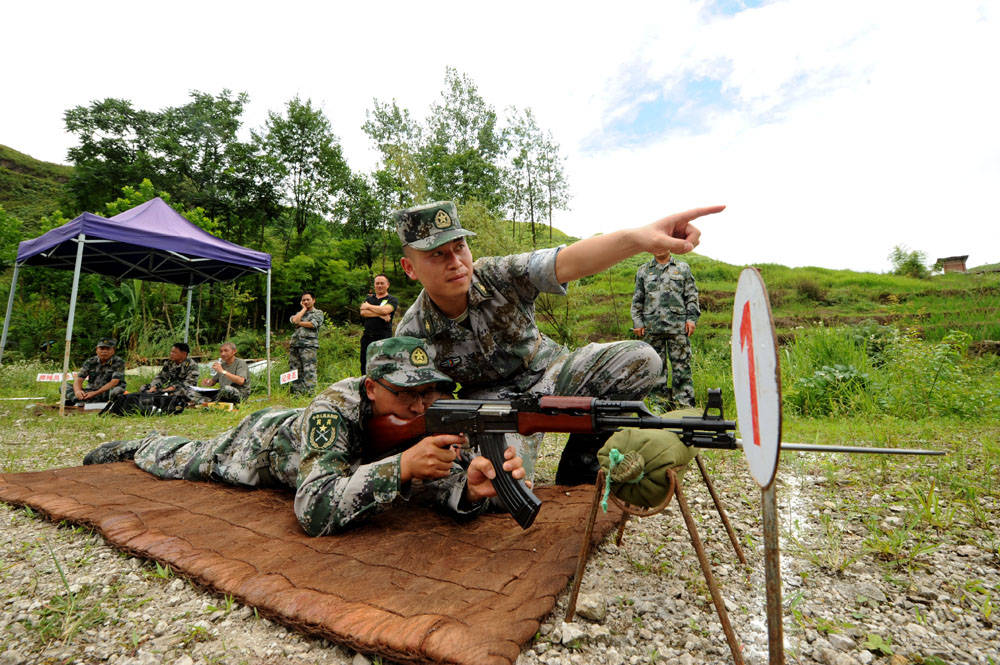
5, 0, 998, 272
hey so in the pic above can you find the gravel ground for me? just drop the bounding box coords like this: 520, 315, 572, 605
2, 438, 998, 665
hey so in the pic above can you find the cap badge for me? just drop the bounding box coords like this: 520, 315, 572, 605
410, 347, 429, 366
434, 210, 452, 229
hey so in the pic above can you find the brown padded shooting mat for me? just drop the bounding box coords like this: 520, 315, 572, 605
0, 464, 622, 665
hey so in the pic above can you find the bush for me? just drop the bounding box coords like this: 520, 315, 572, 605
786, 364, 871, 416
794, 278, 828, 303
889, 245, 930, 279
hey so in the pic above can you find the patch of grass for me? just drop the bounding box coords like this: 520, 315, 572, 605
862, 632, 895, 656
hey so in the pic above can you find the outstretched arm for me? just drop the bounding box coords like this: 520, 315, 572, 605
554, 206, 725, 283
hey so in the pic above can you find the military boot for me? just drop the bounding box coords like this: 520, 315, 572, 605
83, 439, 141, 465
555, 432, 611, 486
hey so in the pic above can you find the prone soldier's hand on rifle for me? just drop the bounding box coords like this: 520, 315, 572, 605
399, 434, 467, 483
465, 446, 530, 503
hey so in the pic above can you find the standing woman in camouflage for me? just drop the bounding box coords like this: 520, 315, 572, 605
631, 250, 700, 407
288, 291, 324, 396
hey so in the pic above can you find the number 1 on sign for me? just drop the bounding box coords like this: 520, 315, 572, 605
739, 301, 761, 447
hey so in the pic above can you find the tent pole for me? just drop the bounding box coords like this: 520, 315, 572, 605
266, 269, 271, 397
184, 285, 193, 344
60, 233, 87, 417
0, 263, 21, 365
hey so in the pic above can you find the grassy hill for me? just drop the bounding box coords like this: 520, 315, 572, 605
539, 249, 1000, 348
0, 144, 72, 228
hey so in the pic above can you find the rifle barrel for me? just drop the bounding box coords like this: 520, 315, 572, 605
735, 439, 945, 456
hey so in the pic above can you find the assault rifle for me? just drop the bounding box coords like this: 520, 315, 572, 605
366, 390, 738, 529
366, 389, 944, 529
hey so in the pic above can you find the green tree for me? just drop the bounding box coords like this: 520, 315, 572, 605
64, 91, 277, 245
504, 107, 546, 244
362, 101, 426, 206
64, 98, 159, 212
422, 68, 505, 212
365, 68, 507, 214
889, 245, 930, 279
538, 130, 570, 242
0, 205, 22, 269
338, 173, 392, 276
257, 97, 350, 248
154, 90, 276, 243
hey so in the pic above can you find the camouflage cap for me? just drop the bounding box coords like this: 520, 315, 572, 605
394, 201, 476, 251
97, 338, 117, 348
366, 336, 454, 389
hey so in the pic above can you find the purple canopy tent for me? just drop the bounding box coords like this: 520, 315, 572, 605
0, 198, 274, 413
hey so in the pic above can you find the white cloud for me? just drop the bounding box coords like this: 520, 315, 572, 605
3, 0, 998, 271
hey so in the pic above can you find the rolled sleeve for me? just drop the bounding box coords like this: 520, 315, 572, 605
527, 245, 568, 296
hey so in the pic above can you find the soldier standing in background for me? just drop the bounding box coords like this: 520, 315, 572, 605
289, 291, 324, 396
201, 341, 251, 403
66, 337, 126, 405
141, 342, 201, 404
631, 250, 700, 407
82, 337, 527, 536
359, 274, 399, 373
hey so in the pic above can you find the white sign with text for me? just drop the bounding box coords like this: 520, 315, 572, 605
279, 369, 298, 385
36, 372, 78, 382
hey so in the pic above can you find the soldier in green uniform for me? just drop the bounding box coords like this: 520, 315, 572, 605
289, 291, 324, 396
631, 250, 700, 407
201, 341, 251, 403
65, 337, 126, 405
82, 337, 527, 535
394, 201, 724, 485
141, 342, 201, 404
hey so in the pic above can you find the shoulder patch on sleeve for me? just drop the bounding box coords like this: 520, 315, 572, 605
307, 411, 340, 450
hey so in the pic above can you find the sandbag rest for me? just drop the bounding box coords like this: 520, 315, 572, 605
565, 423, 749, 665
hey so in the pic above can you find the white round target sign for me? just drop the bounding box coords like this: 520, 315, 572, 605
731, 268, 782, 489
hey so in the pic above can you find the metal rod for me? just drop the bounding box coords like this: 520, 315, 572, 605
184, 285, 193, 344
736, 439, 944, 456
695, 455, 747, 564
266, 269, 271, 397
670, 468, 745, 665
0, 263, 20, 365
762, 484, 785, 665
566, 469, 605, 622
60, 234, 87, 417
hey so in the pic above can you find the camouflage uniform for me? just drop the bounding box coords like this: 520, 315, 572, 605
289, 308, 324, 396
64, 354, 127, 404
631, 257, 700, 407
207, 357, 251, 403
396, 203, 661, 480
84, 337, 485, 535
146, 358, 201, 403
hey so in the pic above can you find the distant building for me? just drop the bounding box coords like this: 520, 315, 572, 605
936, 255, 969, 273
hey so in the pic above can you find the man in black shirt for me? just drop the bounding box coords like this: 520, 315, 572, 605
359, 273, 399, 373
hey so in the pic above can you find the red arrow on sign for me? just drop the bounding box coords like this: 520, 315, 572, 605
739, 300, 761, 447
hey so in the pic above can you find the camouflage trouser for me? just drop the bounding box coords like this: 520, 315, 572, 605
463, 340, 662, 480
215, 385, 247, 403
64, 383, 125, 404
173, 383, 206, 405
644, 332, 694, 407
131, 408, 302, 486
289, 345, 318, 396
